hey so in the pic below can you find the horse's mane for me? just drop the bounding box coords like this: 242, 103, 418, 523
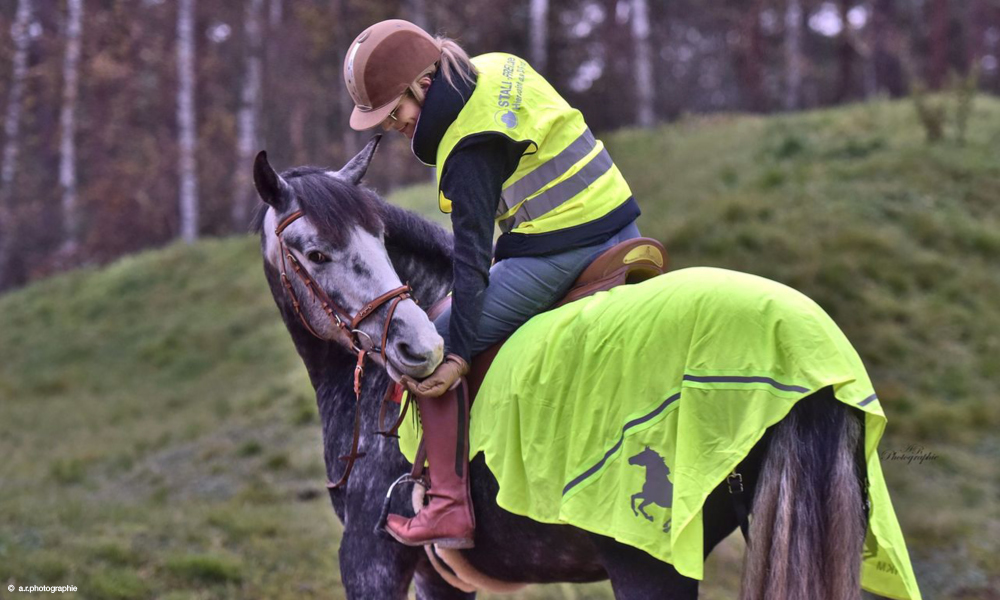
250, 167, 454, 274
381, 201, 454, 272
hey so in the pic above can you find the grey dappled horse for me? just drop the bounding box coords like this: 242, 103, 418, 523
252, 138, 868, 600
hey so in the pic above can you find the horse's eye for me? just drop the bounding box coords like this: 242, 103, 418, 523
307, 251, 329, 264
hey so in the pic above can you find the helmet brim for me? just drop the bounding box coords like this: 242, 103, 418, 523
349, 96, 402, 131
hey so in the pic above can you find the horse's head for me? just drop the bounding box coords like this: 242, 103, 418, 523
253, 137, 443, 380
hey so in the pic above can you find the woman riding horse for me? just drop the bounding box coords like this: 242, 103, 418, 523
343, 19, 642, 548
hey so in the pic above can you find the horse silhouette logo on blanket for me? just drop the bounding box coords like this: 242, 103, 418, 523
628, 446, 673, 533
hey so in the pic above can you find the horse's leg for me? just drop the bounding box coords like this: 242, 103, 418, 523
589, 532, 698, 600
630, 492, 642, 516
338, 525, 421, 599
413, 554, 477, 600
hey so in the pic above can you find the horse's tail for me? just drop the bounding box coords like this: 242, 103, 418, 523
739, 388, 866, 600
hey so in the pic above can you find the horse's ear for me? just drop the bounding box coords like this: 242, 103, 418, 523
335, 135, 381, 185
253, 150, 292, 209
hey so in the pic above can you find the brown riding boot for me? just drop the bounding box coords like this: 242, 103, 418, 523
385, 379, 475, 548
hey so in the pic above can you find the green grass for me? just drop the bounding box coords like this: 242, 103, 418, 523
1, 97, 998, 599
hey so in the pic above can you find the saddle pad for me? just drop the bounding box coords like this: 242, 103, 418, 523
398, 267, 921, 600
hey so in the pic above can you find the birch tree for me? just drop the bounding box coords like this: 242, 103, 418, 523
530, 0, 548, 73
966, 0, 987, 74
333, 0, 358, 157
871, 0, 904, 96
630, 0, 654, 127
177, 0, 199, 242
269, 0, 282, 27
862, 0, 877, 98
929, 0, 949, 89
0, 0, 33, 289
784, 0, 804, 109
738, 0, 767, 112
836, 0, 853, 101
232, 0, 264, 230
60, 0, 84, 253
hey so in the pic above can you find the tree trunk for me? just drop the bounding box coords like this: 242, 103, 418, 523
860, 0, 878, 98
232, 0, 264, 231
269, 0, 282, 26
836, 0, 854, 102
262, 0, 282, 160
870, 0, 905, 95
0, 0, 33, 289
870, 0, 885, 93
333, 0, 358, 158
530, 0, 548, 73
177, 0, 199, 243
407, 0, 430, 32
60, 0, 83, 254
966, 0, 985, 75
738, 0, 767, 112
631, 0, 654, 127
929, 0, 948, 89
784, 0, 804, 109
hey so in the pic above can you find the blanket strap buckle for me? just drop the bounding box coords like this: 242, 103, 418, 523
727, 470, 751, 547
726, 471, 743, 494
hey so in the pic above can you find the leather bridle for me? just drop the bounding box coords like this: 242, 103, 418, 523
274, 209, 413, 489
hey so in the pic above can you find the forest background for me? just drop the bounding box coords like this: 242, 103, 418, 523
0, 0, 995, 289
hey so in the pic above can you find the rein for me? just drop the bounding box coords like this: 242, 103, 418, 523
275, 209, 412, 489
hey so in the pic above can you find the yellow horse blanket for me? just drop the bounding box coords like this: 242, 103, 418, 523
400, 267, 921, 600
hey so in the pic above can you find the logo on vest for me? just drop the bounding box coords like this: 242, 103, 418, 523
495, 110, 518, 129
628, 446, 673, 533
495, 56, 525, 130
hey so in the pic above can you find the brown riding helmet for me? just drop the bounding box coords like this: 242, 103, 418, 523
344, 20, 442, 131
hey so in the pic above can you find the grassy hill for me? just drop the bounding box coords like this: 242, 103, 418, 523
1, 97, 998, 599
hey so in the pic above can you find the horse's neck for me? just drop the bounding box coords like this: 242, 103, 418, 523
389, 253, 452, 308
380, 203, 454, 307
289, 326, 393, 464
285, 322, 377, 405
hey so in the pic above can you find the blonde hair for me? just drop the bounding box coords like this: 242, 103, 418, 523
408, 37, 478, 104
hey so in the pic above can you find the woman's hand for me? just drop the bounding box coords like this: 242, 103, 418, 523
403, 354, 469, 398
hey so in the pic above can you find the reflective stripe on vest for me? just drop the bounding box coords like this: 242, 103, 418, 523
435, 53, 633, 236
507, 145, 613, 229
499, 128, 597, 214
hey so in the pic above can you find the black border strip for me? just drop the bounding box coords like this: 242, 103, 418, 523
681, 374, 810, 394
857, 393, 878, 407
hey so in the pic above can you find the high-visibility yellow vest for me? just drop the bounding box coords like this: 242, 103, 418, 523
435, 53, 634, 235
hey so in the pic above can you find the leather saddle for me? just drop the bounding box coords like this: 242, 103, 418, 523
429, 237, 669, 402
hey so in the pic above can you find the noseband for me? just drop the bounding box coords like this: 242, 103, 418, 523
274, 209, 413, 489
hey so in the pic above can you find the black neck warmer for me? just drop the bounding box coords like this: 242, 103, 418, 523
411, 63, 477, 166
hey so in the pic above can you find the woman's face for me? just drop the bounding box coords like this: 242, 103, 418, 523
380, 76, 432, 140
381, 94, 421, 139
